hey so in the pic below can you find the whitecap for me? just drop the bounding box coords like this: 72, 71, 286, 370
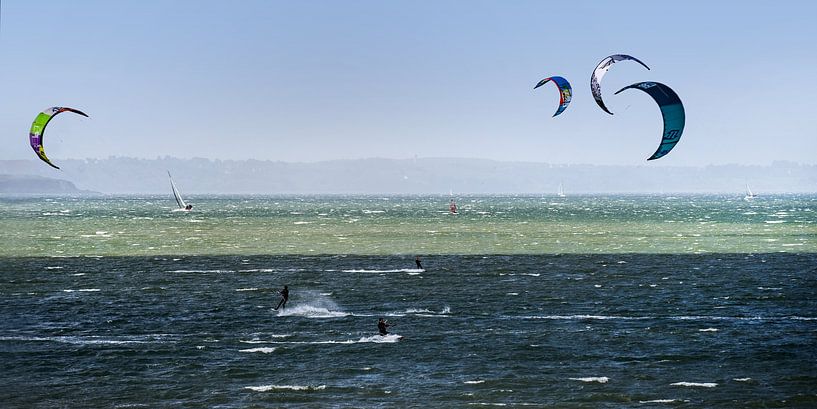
569, 377, 608, 383
239, 347, 276, 354
639, 399, 681, 404
464, 380, 485, 384
671, 382, 717, 387
342, 268, 424, 273
275, 305, 348, 318
356, 334, 402, 343
235, 288, 259, 292
698, 328, 718, 332
245, 384, 326, 392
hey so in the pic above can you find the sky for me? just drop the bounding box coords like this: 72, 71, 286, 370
1, 0, 816, 167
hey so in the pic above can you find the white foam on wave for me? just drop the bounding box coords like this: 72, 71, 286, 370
239, 347, 276, 354
698, 328, 718, 332
569, 377, 608, 383
464, 380, 485, 384
45, 266, 64, 270
342, 268, 424, 273
235, 288, 259, 292
63, 289, 101, 293
671, 382, 717, 388
522, 314, 817, 322
524, 314, 650, 320
240, 334, 292, 343
733, 378, 752, 382
270, 334, 402, 345
0, 335, 152, 345
167, 269, 235, 273
639, 399, 682, 404
245, 384, 326, 392
357, 334, 402, 343
276, 305, 348, 318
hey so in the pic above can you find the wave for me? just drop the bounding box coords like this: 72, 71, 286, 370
239, 347, 276, 354
276, 305, 349, 318
569, 377, 608, 383
671, 382, 717, 388
245, 384, 326, 392
240, 334, 292, 343
0, 335, 168, 345
264, 334, 402, 345
639, 399, 684, 404
521, 314, 817, 322
342, 269, 424, 273
235, 288, 259, 292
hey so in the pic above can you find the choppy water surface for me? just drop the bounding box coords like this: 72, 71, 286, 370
1, 195, 815, 256
1, 195, 816, 407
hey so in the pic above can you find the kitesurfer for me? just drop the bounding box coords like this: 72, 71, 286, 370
378, 317, 391, 336
273, 285, 289, 310
415, 256, 423, 270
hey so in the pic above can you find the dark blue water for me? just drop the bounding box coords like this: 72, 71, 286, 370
2, 253, 816, 407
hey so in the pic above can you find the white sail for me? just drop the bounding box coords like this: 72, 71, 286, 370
744, 184, 756, 200
557, 182, 566, 197
168, 171, 188, 209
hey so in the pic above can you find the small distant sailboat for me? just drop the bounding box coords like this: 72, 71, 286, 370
168, 171, 192, 211
744, 184, 757, 200
557, 182, 566, 197
449, 199, 458, 214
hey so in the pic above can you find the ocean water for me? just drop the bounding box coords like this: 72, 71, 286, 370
1, 195, 816, 407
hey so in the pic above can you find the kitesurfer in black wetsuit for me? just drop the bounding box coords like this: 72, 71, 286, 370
415, 256, 423, 270
274, 285, 289, 310
378, 317, 391, 336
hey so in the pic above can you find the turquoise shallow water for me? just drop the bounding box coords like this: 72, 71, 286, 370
1, 195, 816, 407
0, 194, 815, 256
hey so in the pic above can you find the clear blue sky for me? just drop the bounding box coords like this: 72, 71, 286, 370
2, 0, 816, 166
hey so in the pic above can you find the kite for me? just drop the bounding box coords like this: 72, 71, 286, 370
534, 76, 572, 117
591, 54, 650, 115
29, 107, 89, 169
614, 81, 685, 160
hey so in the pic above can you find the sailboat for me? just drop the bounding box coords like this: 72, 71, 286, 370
744, 184, 757, 200
557, 182, 566, 197
168, 171, 192, 211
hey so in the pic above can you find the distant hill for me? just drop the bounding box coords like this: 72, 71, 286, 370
0, 158, 814, 194
0, 174, 98, 195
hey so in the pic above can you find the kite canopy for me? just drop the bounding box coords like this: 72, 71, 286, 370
614, 81, 685, 161
590, 54, 650, 115
534, 76, 573, 117
29, 106, 89, 169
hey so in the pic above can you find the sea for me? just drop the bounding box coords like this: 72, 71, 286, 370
1, 194, 816, 408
